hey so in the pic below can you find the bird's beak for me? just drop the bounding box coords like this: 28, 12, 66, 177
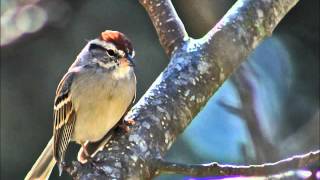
119, 57, 134, 67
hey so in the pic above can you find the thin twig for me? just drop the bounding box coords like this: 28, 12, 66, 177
155, 150, 320, 177
231, 66, 279, 162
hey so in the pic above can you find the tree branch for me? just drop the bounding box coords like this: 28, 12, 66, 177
230, 66, 279, 163
67, 0, 303, 179
139, 0, 188, 57
218, 100, 244, 117
202, 0, 299, 79
155, 150, 320, 177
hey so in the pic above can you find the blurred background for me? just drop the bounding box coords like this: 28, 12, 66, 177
1, 0, 319, 179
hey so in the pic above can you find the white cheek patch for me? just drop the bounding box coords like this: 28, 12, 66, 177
94, 59, 116, 69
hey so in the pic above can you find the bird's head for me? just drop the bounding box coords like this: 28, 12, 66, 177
77, 30, 135, 78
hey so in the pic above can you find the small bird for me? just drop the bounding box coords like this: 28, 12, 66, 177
25, 30, 136, 180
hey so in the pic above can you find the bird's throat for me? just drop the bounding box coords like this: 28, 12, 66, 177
112, 66, 133, 80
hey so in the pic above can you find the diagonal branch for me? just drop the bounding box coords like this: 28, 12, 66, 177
201, 0, 299, 79
67, 0, 301, 179
155, 150, 320, 177
229, 66, 279, 163
139, 0, 188, 57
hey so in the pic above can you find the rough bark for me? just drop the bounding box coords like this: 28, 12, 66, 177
65, 0, 309, 179
139, 0, 187, 56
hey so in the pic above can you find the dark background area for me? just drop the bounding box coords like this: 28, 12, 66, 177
1, 0, 319, 179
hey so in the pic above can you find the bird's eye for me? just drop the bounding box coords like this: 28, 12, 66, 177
107, 49, 116, 57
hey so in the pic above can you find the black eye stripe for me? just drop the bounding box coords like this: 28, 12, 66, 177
89, 43, 118, 58
89, 43, 106, 51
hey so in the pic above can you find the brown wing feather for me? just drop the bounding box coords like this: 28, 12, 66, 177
53, 72, 76, 163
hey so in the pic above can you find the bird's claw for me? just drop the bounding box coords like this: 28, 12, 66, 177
125, 118, 136, 126
118, 118, 136, 133
119, 124, 130, 133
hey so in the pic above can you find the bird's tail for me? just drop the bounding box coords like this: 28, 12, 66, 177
25, 137, 56, 180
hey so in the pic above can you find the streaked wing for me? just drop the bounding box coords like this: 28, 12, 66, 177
53, 72, 76, 163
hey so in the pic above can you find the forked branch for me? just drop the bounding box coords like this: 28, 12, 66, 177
67, 0, 310, 179
220, 66, 279, 163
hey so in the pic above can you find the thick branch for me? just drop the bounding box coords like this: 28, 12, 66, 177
202, 0, 299, 78
67, 0, 301, 179
139, 0, 188, 56
155, 150, 320, 177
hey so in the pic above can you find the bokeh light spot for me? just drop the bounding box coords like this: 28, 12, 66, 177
1, 4, 47, 46
296, 170, 312, 179
16, 5, 47, 33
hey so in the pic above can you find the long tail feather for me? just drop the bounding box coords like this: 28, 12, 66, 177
25, 137, 56, 180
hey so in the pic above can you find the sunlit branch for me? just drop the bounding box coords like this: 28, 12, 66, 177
155, 151, 320, 177
201, 0, 300, 78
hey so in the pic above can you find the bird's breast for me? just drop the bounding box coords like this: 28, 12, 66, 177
70, 69, 135, 143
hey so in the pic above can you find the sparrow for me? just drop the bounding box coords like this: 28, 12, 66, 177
25, 30, 136, 180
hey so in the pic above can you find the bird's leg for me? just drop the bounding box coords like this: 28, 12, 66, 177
77, 141, 91, 164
